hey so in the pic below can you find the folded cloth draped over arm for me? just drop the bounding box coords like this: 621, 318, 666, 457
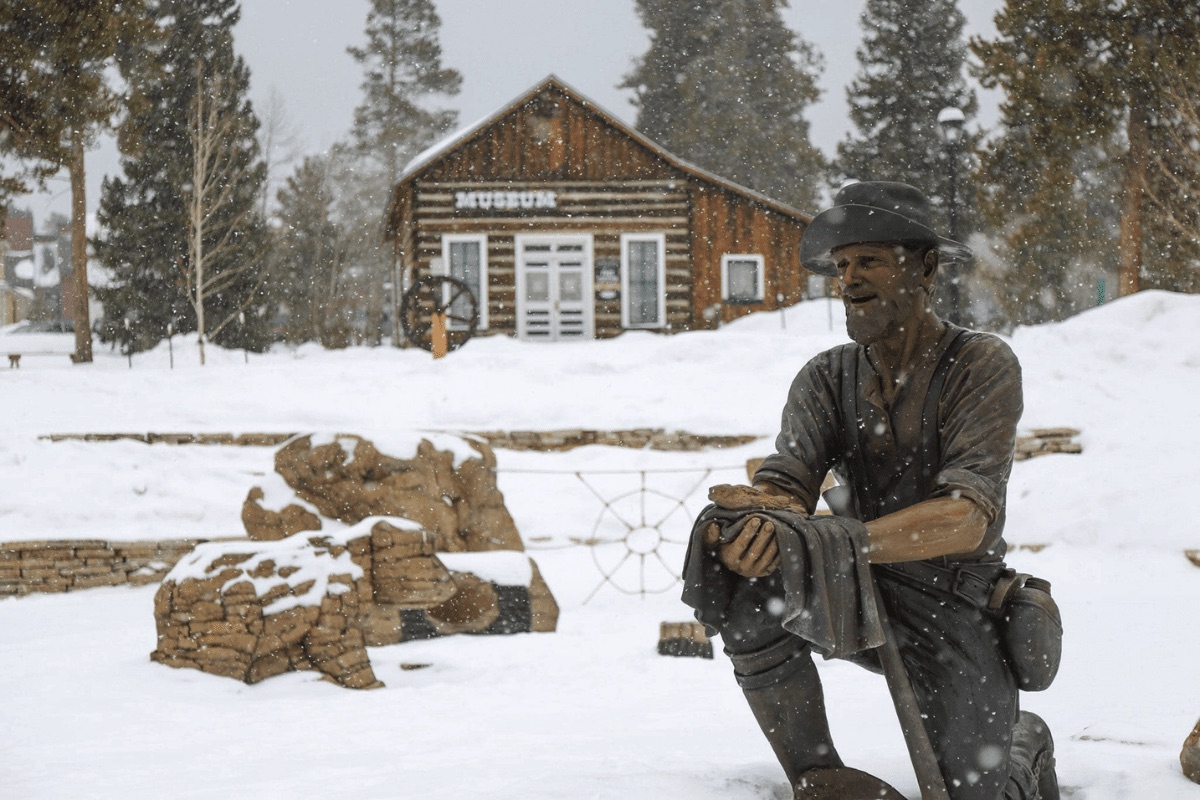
681, 502, 884, 659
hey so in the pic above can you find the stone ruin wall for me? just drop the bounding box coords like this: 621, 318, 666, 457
0, 427, 1081, 599
2, 427, 755, 599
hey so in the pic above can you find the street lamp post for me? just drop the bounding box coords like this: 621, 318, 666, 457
937, 106, 965, 325
238, 311, 248, 364
123, 317, 132, 369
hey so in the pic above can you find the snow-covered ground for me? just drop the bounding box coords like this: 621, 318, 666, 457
1, 292, 1198, 798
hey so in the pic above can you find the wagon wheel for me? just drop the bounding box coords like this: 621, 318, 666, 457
400, 275, 479, 352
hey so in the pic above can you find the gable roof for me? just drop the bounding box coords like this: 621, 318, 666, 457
394, 75, 812, 224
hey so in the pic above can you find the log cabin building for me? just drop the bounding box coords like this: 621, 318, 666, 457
384, 76, 818, 342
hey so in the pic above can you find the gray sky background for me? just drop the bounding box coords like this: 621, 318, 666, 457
22, 0, 1003, 224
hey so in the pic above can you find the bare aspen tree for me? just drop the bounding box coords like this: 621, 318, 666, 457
0, 2, 153, 363
258, 86, 302, 219
185, 64, 266, 364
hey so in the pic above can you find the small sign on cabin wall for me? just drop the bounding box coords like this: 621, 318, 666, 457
454, 190, 558, 211
595, 258, 620, 300
595, 259, 620, 285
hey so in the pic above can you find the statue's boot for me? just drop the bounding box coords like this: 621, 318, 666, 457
794, 767, 907, 799
729, 638, 844, 788
1008, 711, 1059, 800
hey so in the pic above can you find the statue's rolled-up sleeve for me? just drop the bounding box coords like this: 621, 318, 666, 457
931, 336, 1023, 526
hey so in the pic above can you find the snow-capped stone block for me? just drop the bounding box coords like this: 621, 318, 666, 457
151, 518, 559, 689
154, 433, 557, 689
151, 529, 380, 689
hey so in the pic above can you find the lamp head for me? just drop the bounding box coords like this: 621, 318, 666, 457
938, 106, 965, 145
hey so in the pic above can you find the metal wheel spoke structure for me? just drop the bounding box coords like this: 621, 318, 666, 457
401, 275, 479, 353
503, 464, 745, 602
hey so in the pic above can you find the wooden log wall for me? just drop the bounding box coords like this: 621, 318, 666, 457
690, 182, 808, 327
412, 179, 693, 337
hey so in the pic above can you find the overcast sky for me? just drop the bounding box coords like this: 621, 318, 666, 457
22, 0, 1003, 224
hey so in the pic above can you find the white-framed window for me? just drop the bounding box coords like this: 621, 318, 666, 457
440, 234, 488, 329
620, 232, 666, 329
721, 254, 765, 304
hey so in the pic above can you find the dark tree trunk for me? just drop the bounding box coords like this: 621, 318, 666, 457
70, 130, 93, 364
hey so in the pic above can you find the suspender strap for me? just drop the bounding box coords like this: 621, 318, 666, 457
839, 344, 872, 520
840, 327, 976, 522
918, 328, 973, 490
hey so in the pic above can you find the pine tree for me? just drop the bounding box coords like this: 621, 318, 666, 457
93, 0, 271, 356
971, 1, 1118, 325
0, 0, 152, 361
619, 0, 721, 149
836, 0, 977, 232
836, 0, 979, 324
272, 155, 348, 345
346, 0, 461, 344
0, 6, 60, 215
1142, 65, 1200, 294
349, 0, 461, 181
622, 0, 825, 211
1106, 1, 1200, 295
972, 0, 1200, 325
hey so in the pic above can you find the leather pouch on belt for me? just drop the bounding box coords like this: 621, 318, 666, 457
989, 571, 1063, 692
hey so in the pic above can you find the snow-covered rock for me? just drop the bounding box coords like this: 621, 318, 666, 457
151, 518, 558, 689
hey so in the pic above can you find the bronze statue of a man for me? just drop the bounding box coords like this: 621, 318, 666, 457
683, 182, 1059, 799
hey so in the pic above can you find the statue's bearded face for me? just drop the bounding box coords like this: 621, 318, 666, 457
834, 242, 932, 346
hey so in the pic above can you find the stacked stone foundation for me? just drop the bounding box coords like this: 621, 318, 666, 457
0, 539, 219, 597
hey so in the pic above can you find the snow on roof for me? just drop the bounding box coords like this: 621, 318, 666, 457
393, 75, 810, 223
12, 247, 61, 288
400, 109, 500, 182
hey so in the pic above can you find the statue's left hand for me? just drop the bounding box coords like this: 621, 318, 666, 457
702, 515, 781, 578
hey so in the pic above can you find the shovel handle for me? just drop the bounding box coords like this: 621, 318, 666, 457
822, 486, 952, 799
872, 581, 953, 800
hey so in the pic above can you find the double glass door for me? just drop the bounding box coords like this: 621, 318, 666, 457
516, 236, 593, 340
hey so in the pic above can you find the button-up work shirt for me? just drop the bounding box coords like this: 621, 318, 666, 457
754, 324, 1023, 562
